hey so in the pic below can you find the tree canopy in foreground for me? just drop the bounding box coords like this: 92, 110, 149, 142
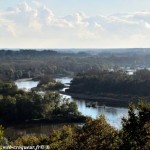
1, 101, 149, 150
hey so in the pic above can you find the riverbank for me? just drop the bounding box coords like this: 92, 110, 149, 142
60, 91, 140, 107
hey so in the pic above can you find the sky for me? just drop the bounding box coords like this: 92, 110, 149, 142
0, 0, 150, 48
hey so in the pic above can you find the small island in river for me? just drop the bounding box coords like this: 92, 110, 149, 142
0, 79, 86, 128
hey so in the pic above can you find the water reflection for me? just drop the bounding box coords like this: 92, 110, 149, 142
76, 99, 128, 128
14, 77, 129, 129
56, 77, 128, 129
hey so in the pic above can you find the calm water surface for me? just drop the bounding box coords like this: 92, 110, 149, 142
6, 77, 128, 139
55, 77, 128, 129
15, 80, 39, 90
15, 77, 128, 128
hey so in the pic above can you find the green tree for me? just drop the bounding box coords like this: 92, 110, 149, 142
44, 92, 61, 117
68, 101, 79, 115
121, 101, 150, 150
0, 96, 17, 122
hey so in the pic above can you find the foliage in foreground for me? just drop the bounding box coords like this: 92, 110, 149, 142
121, 101, 150, 150
0, 125, 3, 143
73, 116, 121, 150
1, 101, 149, 150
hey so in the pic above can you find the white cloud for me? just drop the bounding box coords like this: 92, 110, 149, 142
0, 1, 150, 48
145, 22, 150, 29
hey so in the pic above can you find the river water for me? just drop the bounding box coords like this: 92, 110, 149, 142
15, 78, 128, 128
5, 77, 128, 140
15, 77, 128, 128
15, 80, 39, 91
55, 77, 128, 128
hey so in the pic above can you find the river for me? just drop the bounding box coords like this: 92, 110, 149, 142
16, 77, 128, 128
4, 77, 128, 140
15, 79, 39, 91
55, 77, 128, 128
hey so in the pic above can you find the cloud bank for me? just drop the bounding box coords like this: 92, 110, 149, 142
0, 1, 150, 48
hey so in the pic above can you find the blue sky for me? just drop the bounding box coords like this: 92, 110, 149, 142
0, 0, 150, 48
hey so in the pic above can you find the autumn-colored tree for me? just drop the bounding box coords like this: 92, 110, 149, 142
48, 126, 74, 150
73, 116, 121, 150
0, 125, 3, 144
13, 135, 40, 146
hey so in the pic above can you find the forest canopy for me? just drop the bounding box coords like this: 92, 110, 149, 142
0, 80, 82, 124
1, 49, 150, 80
67, 69, 150, 97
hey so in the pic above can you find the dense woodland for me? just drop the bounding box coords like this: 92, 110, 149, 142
0, 50, 109, 80
67, 69, 150, 98
1, 49, 150, 80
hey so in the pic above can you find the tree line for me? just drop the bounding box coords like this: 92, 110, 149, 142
2, 49, 150, 81
67, 69, 150, 97
0, 101, 150, 150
